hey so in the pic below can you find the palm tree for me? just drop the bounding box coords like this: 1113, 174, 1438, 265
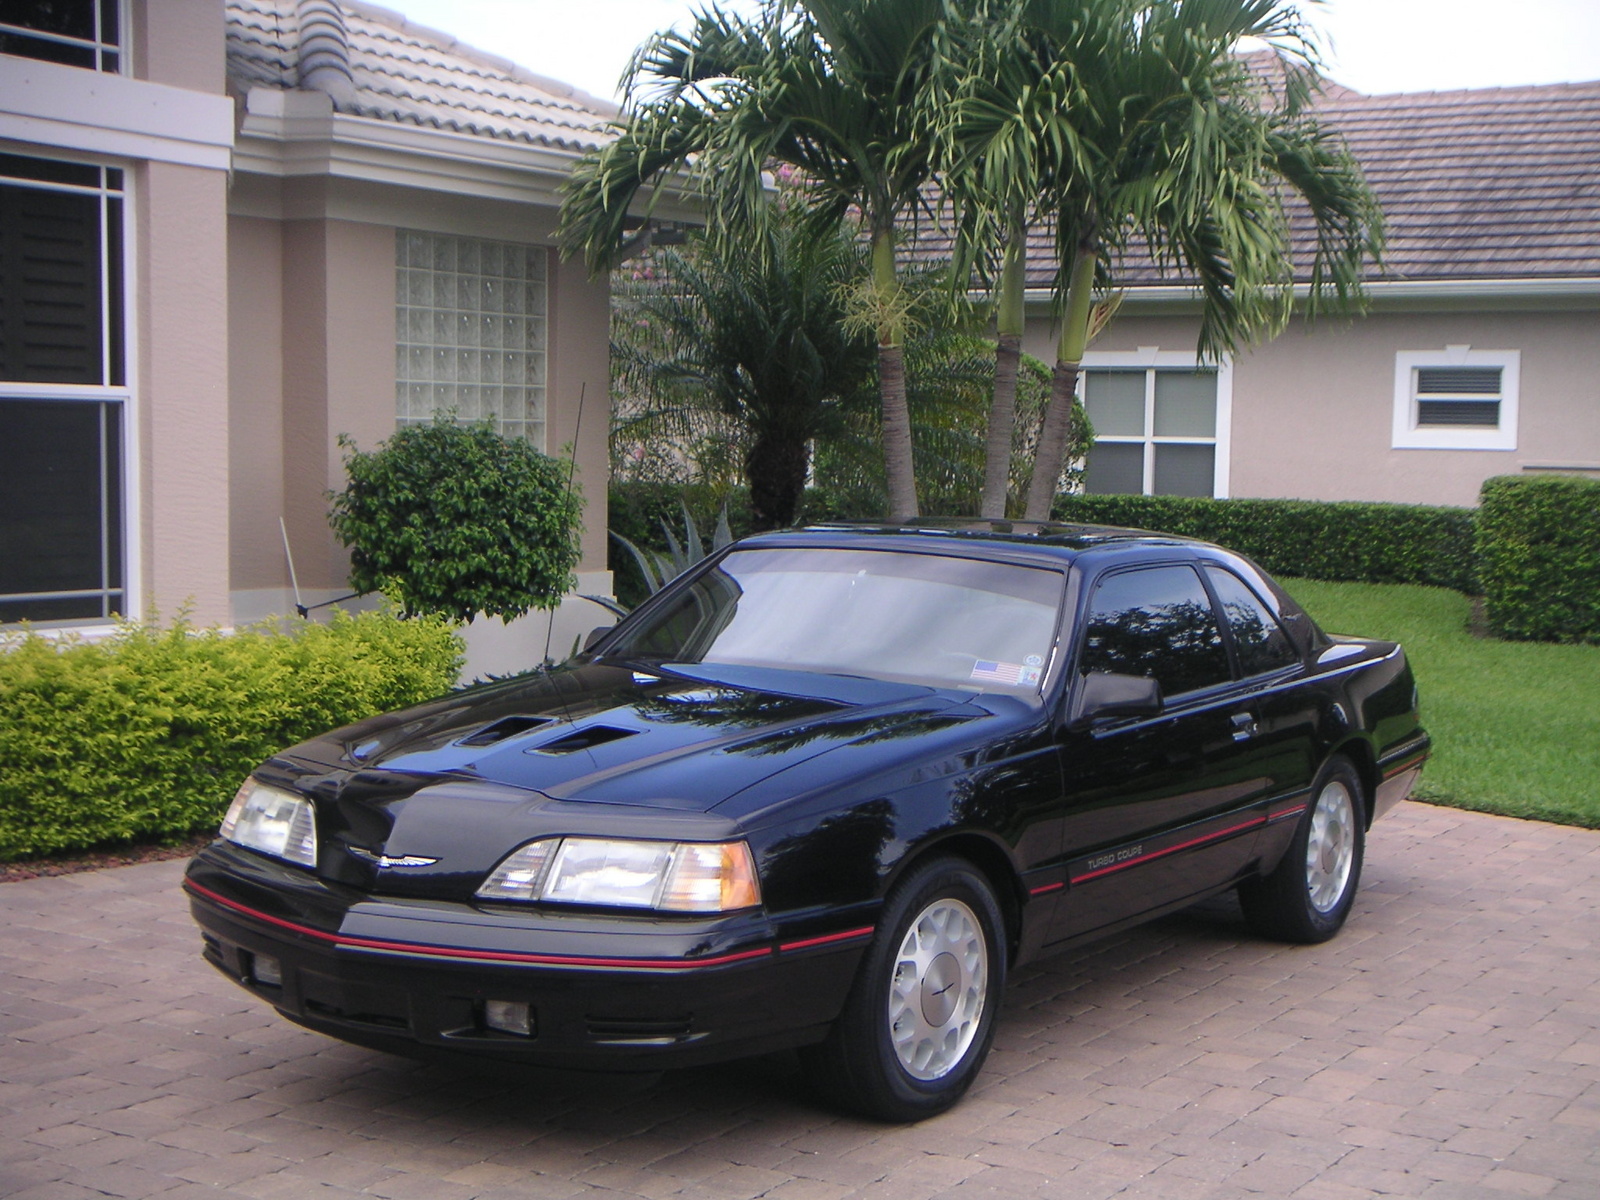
611, 203, 878, 530
939, 0, 1384, 520
560, 0, 955, 520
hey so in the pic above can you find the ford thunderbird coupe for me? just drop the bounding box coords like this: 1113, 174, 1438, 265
185, 522, 1428, 1120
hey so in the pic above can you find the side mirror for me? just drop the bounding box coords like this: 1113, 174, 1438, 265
1069, 671, 1163, 729
582, 627, 610, 652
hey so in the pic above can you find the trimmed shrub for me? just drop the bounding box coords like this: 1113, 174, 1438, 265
0, 610, 462, 861
330, 418, 582, 622
610, 483, 1477, 600
1049, 494, 1478, 592
1477, 474, 1600, 643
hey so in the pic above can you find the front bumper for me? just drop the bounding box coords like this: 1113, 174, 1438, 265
184, 843, 871, 1070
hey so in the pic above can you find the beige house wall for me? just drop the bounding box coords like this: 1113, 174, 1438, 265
1024, 304, 1600, 509
137, 160, 231, 625
132, 0, 224, 93
228, 217, 285, 595
227, 186, 614, 623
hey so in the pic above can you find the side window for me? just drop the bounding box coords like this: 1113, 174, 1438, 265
1205, 567, 1300, 677
1079, 565, 1231, 697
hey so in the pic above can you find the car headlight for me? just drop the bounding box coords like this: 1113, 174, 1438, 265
220, 779, 318, 868
477, 837, 761, 913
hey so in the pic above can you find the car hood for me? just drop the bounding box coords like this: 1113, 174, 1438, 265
265, 661, 1004, 897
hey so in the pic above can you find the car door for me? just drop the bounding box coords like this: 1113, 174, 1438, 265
1047, 561, 1275, 944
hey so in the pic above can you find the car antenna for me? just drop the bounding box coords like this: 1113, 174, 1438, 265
280, 516, 359, 619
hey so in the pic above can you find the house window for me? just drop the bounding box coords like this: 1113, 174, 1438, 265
1392, 348, 1519, 451
0, 152, 127, 625
395, 230, 549, 447
1081, 364, 1226, 498
0, 0, 121, 72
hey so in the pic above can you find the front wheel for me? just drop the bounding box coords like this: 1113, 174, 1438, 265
802, 857, 1005, 1122
1239, 758, 1366, 943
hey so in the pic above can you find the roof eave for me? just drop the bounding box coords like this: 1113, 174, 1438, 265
1022, 276, 1600, 313
233, 86, 701, 220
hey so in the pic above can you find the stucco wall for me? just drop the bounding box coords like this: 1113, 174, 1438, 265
138, 161, 231, 625
228, 188, 616, 622
228, 216, 285, 597
1024, 304, 1600, 508
549, 251, 613, 573
133, 0, 224, 93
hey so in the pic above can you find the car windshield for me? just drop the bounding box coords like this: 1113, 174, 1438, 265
603, 547, 1065, 693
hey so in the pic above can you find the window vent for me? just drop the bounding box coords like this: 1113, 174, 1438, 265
528, 725, 639, 755
457, 715, 556, 747
1416, 366, 1503, 428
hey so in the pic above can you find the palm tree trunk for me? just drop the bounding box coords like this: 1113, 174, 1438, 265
1024, 242, 1097, 522
981, 229, 1027, 519
872, 227, 919, 520
746, 431, 810, 531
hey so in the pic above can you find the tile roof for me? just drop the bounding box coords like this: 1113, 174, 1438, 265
226, 0, 618, 155
919, 56, 1600, 288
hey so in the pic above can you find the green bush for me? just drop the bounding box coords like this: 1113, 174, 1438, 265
1049, 494, 1478, 592
330, 418, 582, 622
609, 484, 1478, 602
1477, 475, 1600, 643
0, 609, 462, 861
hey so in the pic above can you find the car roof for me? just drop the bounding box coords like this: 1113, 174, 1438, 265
735, 519, 1217, 569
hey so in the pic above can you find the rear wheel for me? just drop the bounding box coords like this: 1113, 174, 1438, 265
802, 856, 1004, 1121
1240, 758, 1366, 943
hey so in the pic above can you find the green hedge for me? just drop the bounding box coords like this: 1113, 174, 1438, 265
1049, 494, 1478, 592
0, 609, 462, 861
1477, 475, 1600, 643
609, 483, 1478, 596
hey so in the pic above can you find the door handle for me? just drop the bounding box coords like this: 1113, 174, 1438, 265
1230, 712, 1258, 741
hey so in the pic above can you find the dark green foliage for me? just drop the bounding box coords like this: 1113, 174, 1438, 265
612, 502, 736, 595
1050, 494, 1478, 592
1477, 475, 1600, 643
607, 483, 880, 606
0, 610, 462, 861
329, 418, 582, 622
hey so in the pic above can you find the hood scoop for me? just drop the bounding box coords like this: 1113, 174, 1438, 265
528, 724, 640, 755
456, 715, 558, 748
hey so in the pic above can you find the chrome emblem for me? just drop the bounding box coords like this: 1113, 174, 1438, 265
346, 846, 439, 869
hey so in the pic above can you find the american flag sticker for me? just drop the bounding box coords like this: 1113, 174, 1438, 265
971, 660, 1026, 685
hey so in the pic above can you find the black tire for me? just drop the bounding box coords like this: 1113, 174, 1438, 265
1240, 757, 1366, 944
801, 856, 1005, 1122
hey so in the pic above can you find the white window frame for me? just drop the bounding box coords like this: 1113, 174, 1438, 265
1392, 346, 1519, 451
1080, 347, 1234, 498
0, 152, 137, 628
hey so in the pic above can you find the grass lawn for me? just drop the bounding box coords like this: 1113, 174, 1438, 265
1284, 578, 1600, 830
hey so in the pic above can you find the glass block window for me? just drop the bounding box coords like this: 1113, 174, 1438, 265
1083, 368, 1219, 497
0, 0, 121, 72
395, 230, 548, 447
1392, 349, 1519, 451
0, 153, 127, 626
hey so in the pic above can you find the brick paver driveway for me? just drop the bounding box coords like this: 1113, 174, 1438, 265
3, 802, 1598, 1200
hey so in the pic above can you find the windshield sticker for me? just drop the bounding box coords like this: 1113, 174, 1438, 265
971, 660, 1041, 686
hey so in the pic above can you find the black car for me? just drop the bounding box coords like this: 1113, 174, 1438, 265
186, 522, 1428, 1120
